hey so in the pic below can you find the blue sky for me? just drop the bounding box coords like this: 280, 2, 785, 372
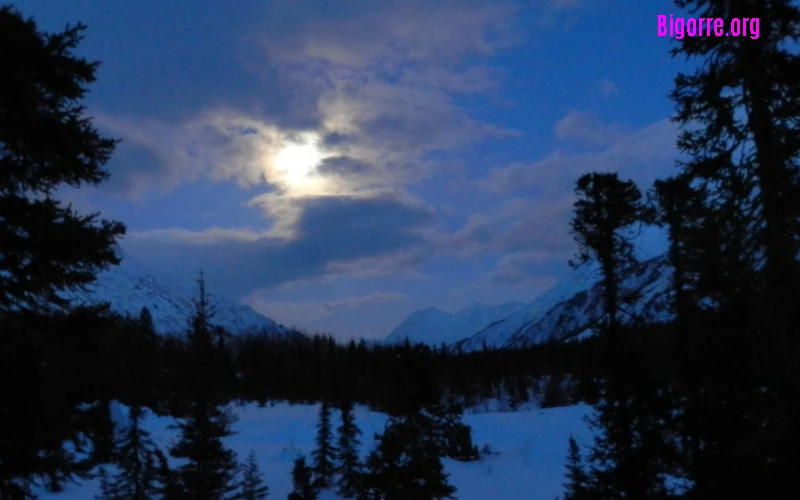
17, 0, 688, 339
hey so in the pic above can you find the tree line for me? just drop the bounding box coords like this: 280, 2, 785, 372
3, 0, 799, 498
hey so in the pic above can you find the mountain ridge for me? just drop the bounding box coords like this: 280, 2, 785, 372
60, 249, 287, 336
386, 255, 673, 351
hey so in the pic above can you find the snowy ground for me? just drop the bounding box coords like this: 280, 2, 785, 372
37, 401, 593, 499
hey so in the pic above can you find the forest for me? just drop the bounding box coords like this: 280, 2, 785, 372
1, 0, 799, 498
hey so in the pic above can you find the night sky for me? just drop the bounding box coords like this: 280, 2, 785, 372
16, 0, 684, 339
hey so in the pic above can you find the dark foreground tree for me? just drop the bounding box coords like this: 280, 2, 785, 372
95, 467, 114, 500
105, 404, 162, 500
568, 172, 673, 498
563, 434, 590, 500
288, 456, 316, 500
0, 6, 125, 496
361, 412, 456, 500
335, 400, 362, 498
168, 274, 240, 500
0, 5, 125, 314
311, 402, 337, 489
237, 450, 268, 500
668, 0, 800, 495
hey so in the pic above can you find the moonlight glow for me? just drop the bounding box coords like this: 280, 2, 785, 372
273, 133, 326, 186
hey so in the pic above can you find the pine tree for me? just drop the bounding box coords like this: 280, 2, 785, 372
95, 467, 114, 500
237, 450, 268, 500
335, 400, 362, 498
666, 0, 800, 494
105, 404, 162, 500
153, 449, 182, 500
168, 273, 240, 500
311, 402, 337, 489
563, 435, 590, 500
138, 307, 156, 336
570, 172, 650, 336
423, 398, 478, 462
288, 456, 317, 500
0, 6, 125, 495
569, 172, 671, 498
0, 5, 125, 314
361, 414, 456, 500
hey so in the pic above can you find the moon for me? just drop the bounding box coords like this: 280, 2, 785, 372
273, 133, 325, 186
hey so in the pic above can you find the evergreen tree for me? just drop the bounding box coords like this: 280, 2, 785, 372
0, 6, 125, 495
570, 172, 650, 335
563, 435, 590, 500
105, 404, 162, 500
335, 400, 362, 498
665, 0, 800, 494
288, 456, 317, 500
361, 413, 456, 500
237, 450, 268, 500
311, 401, 337, 489
153, 449, 182, 500
138, 307, 156, 336
423, 398, 478, 462
95, 467, 114, 500
168, 273, 240, 500
0, 5, 125, 314
569, 172, 671, 498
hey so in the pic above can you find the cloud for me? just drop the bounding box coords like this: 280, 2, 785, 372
435, 119, 678, 269
554, 110, 628, 147
99, 0, 530, 196
97, 111, 289, 198
123, 192, 436, 297
484, 119, 677, 197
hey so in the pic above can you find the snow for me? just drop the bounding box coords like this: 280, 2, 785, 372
390, 255, 674, 352
35, 402, 593, 500
58, 249, 286, 336
384, 301, 529, 346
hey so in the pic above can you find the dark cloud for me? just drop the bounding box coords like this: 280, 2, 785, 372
124, 193, 436, 297
315, 156, 374, 178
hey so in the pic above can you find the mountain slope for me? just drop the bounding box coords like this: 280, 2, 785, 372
61, 250, 286, 336
387, 255, 674, 351
384, 301, 529, 346
459, 256, 673, 350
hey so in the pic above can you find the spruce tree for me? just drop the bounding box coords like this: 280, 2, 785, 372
0, 6, 125, 495
237, 450, 268, 500
105, 404, 162, 500
288, 456, 317, 500
361, 414, 456, 500
335, 400, 362, 498
570, 172, 650, 335
0, 5, 125, 314
662, 0, 800, 494
95, 467, 114, 500
168, 273, 240, 500
311, 402, 337, 489
423, 398, 478, 462
563, 435, 590, 500
138, 307, 156, 336
153, 449, 182, 500
569, 172, 671, 498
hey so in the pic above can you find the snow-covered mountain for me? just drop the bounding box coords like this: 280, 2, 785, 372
386, 256, 674, 351
60, 250, 286, 336
384, 301, 529, 346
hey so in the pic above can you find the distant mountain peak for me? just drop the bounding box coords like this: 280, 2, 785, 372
60, 252, 287, 336
386, 255, 673, 350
